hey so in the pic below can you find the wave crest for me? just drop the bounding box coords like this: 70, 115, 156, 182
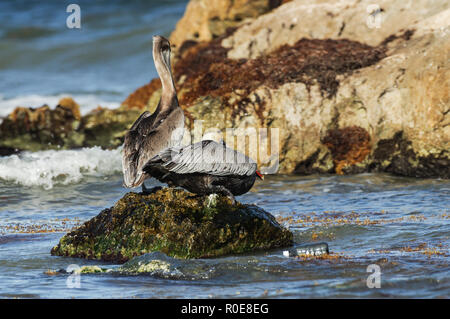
0, 147, 122, 189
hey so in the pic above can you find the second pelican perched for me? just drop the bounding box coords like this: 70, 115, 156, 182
122, 36, 184, 190
142, 140, 264, 203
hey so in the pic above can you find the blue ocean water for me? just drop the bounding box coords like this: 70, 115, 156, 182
0, 0, 187, 115
0, 1, 449, 299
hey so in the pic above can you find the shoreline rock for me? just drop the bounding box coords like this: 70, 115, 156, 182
0, 98, 141, 152
121, 0, 450, 178
169, 0, 285, 49
51, 188, 293, 262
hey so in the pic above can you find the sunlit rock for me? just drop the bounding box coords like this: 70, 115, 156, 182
0, 98, 140, 152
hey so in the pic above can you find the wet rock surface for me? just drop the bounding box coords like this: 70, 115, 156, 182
51, 188, 293, 262
116, 252, 213, 279
0, 98, 81, 152
0, 98, 140, 152
0, 146, 20, 156
55, 252, 210, 280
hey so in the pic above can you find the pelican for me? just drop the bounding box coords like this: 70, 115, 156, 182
142, 140, 264, 204
122, 36, 184, 191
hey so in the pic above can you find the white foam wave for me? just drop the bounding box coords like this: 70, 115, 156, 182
0, 94, 121, 118
0, 147, 122, 189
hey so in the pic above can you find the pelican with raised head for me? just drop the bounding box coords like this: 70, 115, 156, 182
122, 35, 184, 191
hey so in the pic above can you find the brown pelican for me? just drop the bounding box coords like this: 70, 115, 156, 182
122, 35, 184, 191
142, 140, 264, 204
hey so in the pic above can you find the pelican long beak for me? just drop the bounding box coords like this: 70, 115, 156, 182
152, 35, 172, 71
162, 47, 171, 71
256, 170, 264, 180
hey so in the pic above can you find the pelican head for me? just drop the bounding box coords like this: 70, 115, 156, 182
153, 35, 172, 76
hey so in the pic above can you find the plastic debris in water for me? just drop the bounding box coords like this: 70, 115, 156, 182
283, 242, 329, 257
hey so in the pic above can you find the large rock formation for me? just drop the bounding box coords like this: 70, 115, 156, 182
222, 0, 449, 59
124, 0, 449, 178
51, 188, 293, 262
169, 0, 286, 49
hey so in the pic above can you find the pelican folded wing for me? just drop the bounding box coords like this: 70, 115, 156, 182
154, 140, 257, 177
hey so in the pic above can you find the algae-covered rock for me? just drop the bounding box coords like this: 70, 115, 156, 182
50, 251, 236, 279
77, 106, 141, 149
51, 188, 292, 262
0, 98, 81, 152
117, 252, 213, 279
0, 98, 141, 152
140, 0, 449, 178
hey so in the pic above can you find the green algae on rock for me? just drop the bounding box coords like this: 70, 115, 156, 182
0, 98, 141, 152
0, 98, 81, 152
76, 106, 141, 149
47, 251, 242, 280
51, 188, 293, 262
117, 252, 213, 279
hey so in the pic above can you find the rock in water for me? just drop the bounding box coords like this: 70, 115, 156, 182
51, 188, 292, 262
0, 98, 141, 152
117, 252, 213, 279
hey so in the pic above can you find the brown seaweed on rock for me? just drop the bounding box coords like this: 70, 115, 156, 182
322, 126, 371, 175
121, 78, 162, 110
174, 36, 387, 109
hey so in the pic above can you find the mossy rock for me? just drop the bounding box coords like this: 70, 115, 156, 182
51, 188, 293, 262
0, 100, 141, 152
78, 107, 141, 149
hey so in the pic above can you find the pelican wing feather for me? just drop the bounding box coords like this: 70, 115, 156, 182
147, 140, 257, 177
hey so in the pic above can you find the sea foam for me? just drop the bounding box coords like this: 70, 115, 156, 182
0, 147, 122, 189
